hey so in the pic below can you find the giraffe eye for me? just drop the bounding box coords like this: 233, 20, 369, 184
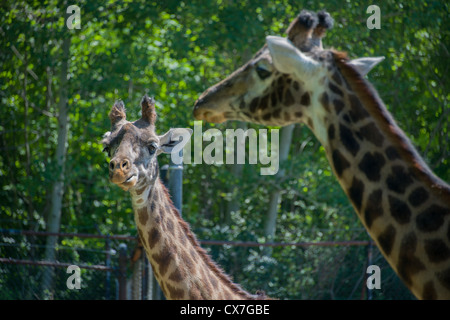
148, 142, 158, 155
255, 65, 272, 80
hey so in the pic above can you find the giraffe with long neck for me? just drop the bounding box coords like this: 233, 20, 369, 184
193, 10, 450, 299
102, 95, 266, 300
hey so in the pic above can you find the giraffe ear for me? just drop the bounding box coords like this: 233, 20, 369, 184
266, 36, 319, 76
348, 57, 385, 76
158, 128, 193, 156
109, 100, 126, 129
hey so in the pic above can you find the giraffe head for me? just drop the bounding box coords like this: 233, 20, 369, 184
102, 95, 191, 191
193, 10, 384, 132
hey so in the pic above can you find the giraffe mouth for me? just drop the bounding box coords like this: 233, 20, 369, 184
193, 108, 226, 123
117, 174, 138, 191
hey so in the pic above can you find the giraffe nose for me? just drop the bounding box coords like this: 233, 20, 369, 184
109, 158, 132, 184
193, 106, 206, 120
109, 159, 130, 171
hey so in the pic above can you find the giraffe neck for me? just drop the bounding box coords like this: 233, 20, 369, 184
308, 55, 450, 299
129, 178, 258, 300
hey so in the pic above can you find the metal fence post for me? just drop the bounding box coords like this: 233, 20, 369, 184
160, 164, 169, 185
105, 236, 111, 300
366, 241, 374, 300
118, 243, 127, 300
168, 150, 183, 214
360, 240, 374, 300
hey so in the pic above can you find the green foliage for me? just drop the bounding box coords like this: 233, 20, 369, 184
0, 0, 447, 299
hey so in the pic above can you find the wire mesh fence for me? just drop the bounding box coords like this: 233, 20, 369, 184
0, 228, 415, 300
0, 259, 115, 300
0, 229, 131, 300
201, 237, 415, 300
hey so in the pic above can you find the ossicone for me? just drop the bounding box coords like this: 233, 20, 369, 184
141, 94, 157, 125
109, 100, 126, 129
285, 9, 334, 51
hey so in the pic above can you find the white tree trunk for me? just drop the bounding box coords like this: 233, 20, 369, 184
225, 121, 247, 224
41, 35, 71, 298
263, 124, 295, 244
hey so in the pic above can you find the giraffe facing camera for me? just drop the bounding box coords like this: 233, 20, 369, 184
102, 95, 268, 300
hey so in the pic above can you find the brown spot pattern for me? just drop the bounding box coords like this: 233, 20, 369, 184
294, 111, 303, 118
333, 99, 345, 114
408, 187, 429, 207
300, 92, 310, 106
364, 189, 383, 228
416, 205, 449, 233
270, 91, 277, 106
138, 228, 147, 248
339, 124, 360, 156
359, 122, 384, 147
331, 149, 350, 177
348, 94, 369, 122
168, 268, 184, 282
397, 232, 425, 286
284, 112, 291, 122
422, 281, 437, 300
358, 152, 386, 182
436, 267, 450, 291
332, 71, 342, 86
385, 146, 401, 160
138, 207, 149, 225
389, 195, 412, 225
166, 283, 185, 299
329, 82, 343, 96
377, 224, 396, 256
189, 285, 203, 299
272, 109, 281, 119
136, 187, 147, 195
386, 165, 414, 194
152, 248, 174, 277
249, 98, 259, 113
328, 124, 335, 141
348, 177, 364, 211
148, 228, 161, 249
284, 89, 295, 106
424, 239, 450, 263
320, 92, 330, 112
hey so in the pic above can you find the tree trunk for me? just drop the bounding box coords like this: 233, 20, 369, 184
41, 35, 71, 298
263, 124, 295, 247
224, 121, 247, 224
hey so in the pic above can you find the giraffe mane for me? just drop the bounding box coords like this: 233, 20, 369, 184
332, 50, 450, 203
159, 183, 267, 300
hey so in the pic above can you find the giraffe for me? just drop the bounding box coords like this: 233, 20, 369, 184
193, 10, 450, 299
102, 95, 266, 300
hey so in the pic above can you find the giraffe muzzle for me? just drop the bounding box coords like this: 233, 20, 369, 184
193, 105, 226, 123
109, 157, 138, 189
